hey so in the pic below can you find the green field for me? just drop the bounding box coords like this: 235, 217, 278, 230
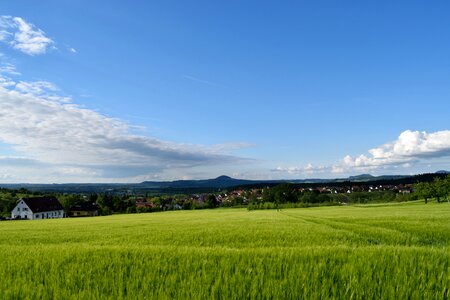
1, 201, 449, 299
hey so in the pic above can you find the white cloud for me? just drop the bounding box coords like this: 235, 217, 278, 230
15, 80, 58, 94
0, 16, 54, 55
0, 75, 16, 88
0, 73, 250, 183
342, 130, 450, 168
0, 30, 10, 42
272, 130, 450, 177
0, 62, 20, 75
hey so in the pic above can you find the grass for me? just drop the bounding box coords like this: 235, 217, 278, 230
0, 201, 449, 299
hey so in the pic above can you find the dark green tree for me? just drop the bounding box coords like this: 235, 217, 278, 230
206, 194, 219, 208
415, 182, 433, 204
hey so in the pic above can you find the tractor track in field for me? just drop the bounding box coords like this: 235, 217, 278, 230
277, 210, 415, 246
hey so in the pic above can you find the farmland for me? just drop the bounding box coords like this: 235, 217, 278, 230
0, 201, 449, 299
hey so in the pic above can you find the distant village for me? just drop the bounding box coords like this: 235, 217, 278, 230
1, 181, 419, 221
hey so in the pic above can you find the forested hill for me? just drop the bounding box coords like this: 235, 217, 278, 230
139, 175, 265, 189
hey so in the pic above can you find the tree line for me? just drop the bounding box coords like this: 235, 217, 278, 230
414, 175, 450, 204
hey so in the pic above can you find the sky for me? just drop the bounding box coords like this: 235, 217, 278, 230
0, 1, 449, 183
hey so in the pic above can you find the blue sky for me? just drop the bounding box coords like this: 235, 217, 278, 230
0, 1, 449, 183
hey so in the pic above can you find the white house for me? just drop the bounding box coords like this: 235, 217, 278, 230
11, 197, 65, 220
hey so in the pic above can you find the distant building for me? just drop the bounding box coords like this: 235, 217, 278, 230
398, 188, 412, 194
11, 197, 64, 220
69, 202, 100, 217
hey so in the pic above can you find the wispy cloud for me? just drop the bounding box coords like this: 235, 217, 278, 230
272, 130, 450, 177
0, 62, 20, 75
0, 16, 54, 55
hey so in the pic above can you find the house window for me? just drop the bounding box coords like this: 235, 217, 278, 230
36, 214, 40, 218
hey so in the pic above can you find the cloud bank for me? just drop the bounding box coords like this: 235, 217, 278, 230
273, 130, 450, 176
341, 130, 450, 169
0, 70, 250, 182
0, 16, 54, 55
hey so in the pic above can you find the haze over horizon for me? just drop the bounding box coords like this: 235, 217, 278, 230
0, 1, 450, 183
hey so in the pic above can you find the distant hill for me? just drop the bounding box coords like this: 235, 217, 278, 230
139, 175, 268, 189
348, 174, 376, 181
0, 171, 448, 194
435, 170, 450, 174
345, 174, 409, 182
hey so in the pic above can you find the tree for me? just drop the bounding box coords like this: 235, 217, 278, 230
206, 194, 219, 208
271, 183, 297, 204
445, 175, 450, 203
415, 182, 433, 204
300, 190, 319, 203
434, 177, 447, 203
182, 199, 193, 210
435, 175, 450, 203
262, 188, 274, 203
59, 194, 82, 212
231, 196, 244, 206
126, 206, 137, 214
96, 194, 114, 214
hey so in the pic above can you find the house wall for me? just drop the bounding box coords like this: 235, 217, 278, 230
33, 210, 64, 220
11, 201, 33, 220
69, 210, 98, 217
11, 200, 64, 220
